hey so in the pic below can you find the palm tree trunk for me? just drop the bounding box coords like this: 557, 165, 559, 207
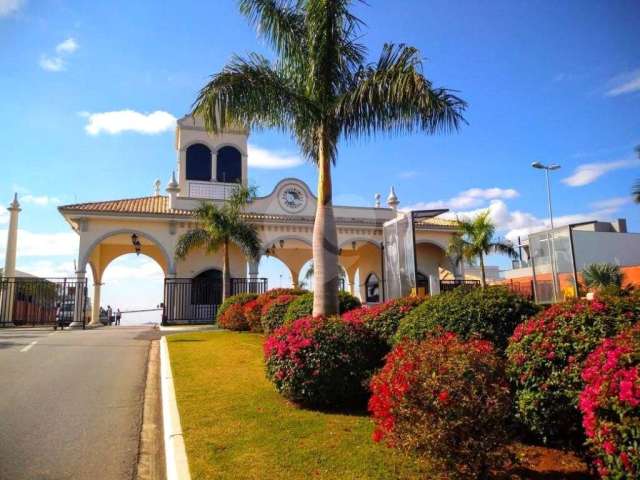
312, 128, 339, 316
222, 238, 231, 299
479, 252, 487, 289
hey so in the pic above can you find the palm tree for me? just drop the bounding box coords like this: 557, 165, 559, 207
175, 186, 261, 299
633, 145, 640, 203
447, 211, 517, 288
191, 0, 466, 316
582, 263, 624, 291
301, 261, 346, 290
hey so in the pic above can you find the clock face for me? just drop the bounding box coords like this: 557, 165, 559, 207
279, 184, 306, 213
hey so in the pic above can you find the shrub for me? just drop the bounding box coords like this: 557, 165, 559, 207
395, 286, 538, 351
261, 294, 298, 333
506, 296, 640, 444
243, 299, 263, 332
369, 333, 511, 478
215, 292, 258, 323
343, 296, 423, 344
217, 303, 249, 331
579, 324, 640, 479
283, 291, 361, 324
264, 316, 387, 408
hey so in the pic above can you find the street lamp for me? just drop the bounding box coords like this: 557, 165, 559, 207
531, 162, 561, 302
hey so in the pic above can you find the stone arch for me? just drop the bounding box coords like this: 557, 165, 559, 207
414, 240, 457, 282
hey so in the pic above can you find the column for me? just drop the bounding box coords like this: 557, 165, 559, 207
89, 281, 102, 326
1, 194, 21, 326
429, 275, 441, 296
68, 270, 87, 329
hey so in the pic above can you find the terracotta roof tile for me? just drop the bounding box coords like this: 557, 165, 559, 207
58, 196, 191, 216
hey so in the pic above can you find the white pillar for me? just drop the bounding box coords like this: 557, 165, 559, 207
3, 194, 20, 278
429, 275, 441, 296
68, 270, 87, 329
89, 281, 102, 326
1, 194, 20, 326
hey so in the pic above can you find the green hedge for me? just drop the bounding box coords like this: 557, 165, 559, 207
395, 286, 538, 351
283, 291, 361, 324
215, 292, 258, 323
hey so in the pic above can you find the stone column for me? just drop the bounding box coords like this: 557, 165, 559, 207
1, 194, 21, 326
68, 270, 87, 329
429, 274, 441, 296
89, 281, 102, 326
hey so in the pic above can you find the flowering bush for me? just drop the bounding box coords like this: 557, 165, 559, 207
243, 299, 263, 332
283, 291, 361, 324
579, 324, 640, 478
395, 286, 538, 351
217, 303, 249, 331
264, 316, 387, 408
215, 292, 257, 324
342, 296, 423, 344
369, 333, 511, 478
506, 296, 640, 444
260, 294, 298, 333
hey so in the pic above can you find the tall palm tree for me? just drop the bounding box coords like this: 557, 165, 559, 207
302, 261, 346, 290
175, 186, 261, 299
192, 0, 466, 316
447, 211, 517, 288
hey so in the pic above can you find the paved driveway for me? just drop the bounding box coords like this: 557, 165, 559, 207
0, 326, 157, 480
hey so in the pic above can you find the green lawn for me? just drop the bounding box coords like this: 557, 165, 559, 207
168, 331, 428, 480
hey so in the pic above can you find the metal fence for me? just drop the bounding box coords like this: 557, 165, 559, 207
439, 279, 481, 293
0, 277, 87, 328
230, 278, 268, 295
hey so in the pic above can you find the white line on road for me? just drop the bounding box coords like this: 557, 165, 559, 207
20, 341, 38, 352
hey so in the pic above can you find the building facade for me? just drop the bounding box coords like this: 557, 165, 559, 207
58, 115, 464, 326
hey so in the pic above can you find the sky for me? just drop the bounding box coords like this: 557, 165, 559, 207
0, 0, 639, 311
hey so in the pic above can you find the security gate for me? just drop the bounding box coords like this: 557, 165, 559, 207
0, 277, 88, 328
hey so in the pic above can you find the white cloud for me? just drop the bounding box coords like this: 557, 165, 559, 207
39, 55, 65, 72
590, 196, 632, 211
21, 194, 62, 206
0, 209, 8, 225
606, 69, 640, 97
83, 110, 177, 135
398, 170, 419, 179
405, 187, 519, 211
0, 229, 78, 257
0, 0, 25, 17
562, 158, 640, 186
247, 144, 303, 169
56, 37, 78, 54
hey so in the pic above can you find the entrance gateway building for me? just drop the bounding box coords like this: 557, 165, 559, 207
57, 115, 468, 326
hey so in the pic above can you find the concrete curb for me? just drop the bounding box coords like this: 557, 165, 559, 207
160, 336, 191, 480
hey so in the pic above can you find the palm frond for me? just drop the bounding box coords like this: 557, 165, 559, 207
175, 228, 211, 260
582, 263, 624, 289
337, 43, 467, 139
229, 220, 262, 261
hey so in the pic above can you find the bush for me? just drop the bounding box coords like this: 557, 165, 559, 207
283, 291, 361, 324
261, 294, 298, 333
215, 292, 258, 323
395, 286, 538, 351
369, 333, 511, 478
506, 296, 640, 444
217, 303, 249, 331
342, 296, 423, 344
243, 299, 263, 332
264, 316, 387, 408
579, 324, 640, 479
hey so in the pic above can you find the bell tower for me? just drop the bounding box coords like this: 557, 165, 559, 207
173, 115, 249, 200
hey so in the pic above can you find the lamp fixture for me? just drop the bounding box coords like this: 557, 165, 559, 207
279, 239, 285, 249
352, 241, 356, 251
131, 233, 142, 256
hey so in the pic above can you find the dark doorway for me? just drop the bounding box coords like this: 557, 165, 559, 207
365, 273, 380, 303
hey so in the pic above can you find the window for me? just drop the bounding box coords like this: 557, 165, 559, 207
191, 269, 222, 305
186, 144, 212, 181
365, 273, 380, 303
216, 146, 242, 183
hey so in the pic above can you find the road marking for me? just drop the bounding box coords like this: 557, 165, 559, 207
20, 341, 38, 352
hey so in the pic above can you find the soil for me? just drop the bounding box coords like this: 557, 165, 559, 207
497, 443, 593, 479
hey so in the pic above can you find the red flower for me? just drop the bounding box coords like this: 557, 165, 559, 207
437, 390, 450, 404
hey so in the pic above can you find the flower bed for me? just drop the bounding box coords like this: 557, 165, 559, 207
283, 291, 361, 324
506, 296, 640, 444
264, 316, 387, 408
261, 294, 298, 333
216, 292, 258, 327
369, 333, 511, 478
579, 323, 640, 478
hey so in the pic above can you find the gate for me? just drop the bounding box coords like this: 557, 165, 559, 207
0, 277, 88, 328
163, 277, 269, 325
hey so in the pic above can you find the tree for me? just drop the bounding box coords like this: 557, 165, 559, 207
192, 0, 466, 316
301, 261, 346, 290
175, 186, 261, 299
447, 211, 517, 288
582, 263, 624, 292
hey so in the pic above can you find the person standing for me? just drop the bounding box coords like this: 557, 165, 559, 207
107, 305, 113, 326
115, 308, 121, 326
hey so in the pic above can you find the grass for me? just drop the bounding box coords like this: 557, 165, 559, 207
168, 331, 428, 480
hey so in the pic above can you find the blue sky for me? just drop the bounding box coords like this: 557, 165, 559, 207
1, 0, 639, 311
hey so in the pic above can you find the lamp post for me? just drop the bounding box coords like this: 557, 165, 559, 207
531, 161, 561, 302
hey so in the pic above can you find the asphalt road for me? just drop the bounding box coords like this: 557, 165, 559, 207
0, 326, 158, 480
